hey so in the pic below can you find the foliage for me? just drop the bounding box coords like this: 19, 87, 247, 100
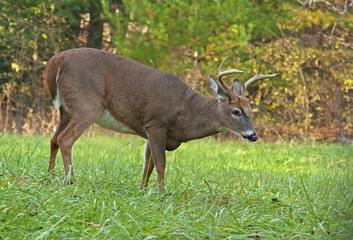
0, 0, 109, 133
259, 37, 353, 140
102, 0, 287, 79
101, 0, 353, 141
1, 0, 353, 141
1, 134, 352, 238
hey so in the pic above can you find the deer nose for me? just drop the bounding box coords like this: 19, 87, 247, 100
245, 132, 257, 142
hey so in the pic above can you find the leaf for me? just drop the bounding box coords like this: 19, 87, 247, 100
11, 62, 19, 72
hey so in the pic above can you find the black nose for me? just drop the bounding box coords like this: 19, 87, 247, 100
246, 133, 258, 142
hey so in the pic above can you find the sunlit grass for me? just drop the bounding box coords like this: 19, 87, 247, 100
1, 133, 352, 239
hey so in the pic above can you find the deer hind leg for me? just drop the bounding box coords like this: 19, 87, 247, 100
56, 110, 102, 184
49, 107, 70, 172
140, 140, 155, 189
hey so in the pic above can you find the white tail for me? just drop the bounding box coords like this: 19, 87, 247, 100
45, 48, 277, 191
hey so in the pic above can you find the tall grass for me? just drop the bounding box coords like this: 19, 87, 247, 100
1, 133, 352, 239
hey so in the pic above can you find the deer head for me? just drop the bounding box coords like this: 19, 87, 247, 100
210, 57, 278, 141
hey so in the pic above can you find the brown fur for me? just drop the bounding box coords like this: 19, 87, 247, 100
45, 48, 258, 190
45, 56, 61, 99
235, 96, 251, 116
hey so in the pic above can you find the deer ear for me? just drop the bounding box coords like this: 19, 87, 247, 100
210, 75, 228, 99
230, 78, 242, 96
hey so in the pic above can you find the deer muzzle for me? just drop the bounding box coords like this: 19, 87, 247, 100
243, 131, 258, 142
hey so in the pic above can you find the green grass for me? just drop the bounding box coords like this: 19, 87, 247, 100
0, 133, 352, 239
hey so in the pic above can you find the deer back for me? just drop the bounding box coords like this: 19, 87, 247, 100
45, 48, 191, 136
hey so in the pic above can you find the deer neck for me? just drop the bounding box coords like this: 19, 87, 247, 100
175, 89, 224, 141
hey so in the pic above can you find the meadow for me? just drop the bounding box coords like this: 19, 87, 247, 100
0, 133, 352, 239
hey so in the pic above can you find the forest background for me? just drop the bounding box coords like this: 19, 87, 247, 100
1, 0, 352, 142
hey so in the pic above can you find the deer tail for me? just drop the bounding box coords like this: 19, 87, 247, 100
45, 57, 64, 110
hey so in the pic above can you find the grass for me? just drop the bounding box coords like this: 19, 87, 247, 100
0, 133, 352, 239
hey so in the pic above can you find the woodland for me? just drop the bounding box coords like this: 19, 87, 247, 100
1, 0, 353, 142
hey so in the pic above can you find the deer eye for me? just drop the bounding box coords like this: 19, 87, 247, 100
231, 109, 241, 117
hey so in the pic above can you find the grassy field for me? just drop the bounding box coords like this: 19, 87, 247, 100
0, 133, 352, 239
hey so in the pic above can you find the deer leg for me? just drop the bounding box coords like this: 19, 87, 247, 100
140, 140, 155, 189
56, 115, 98, 184
146, 127, 167, 191
49, 107, 70, 172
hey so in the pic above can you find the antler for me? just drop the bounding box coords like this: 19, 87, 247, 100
242, 58, 278, 95
217, 56, 244, 96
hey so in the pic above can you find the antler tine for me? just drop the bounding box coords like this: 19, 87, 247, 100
218, 56, 228, 74
217, 56, 245, 96
243, 58, 278, 92
218, 56, 245, 82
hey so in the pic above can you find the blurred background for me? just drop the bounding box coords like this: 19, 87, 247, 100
0, 0, 352, 142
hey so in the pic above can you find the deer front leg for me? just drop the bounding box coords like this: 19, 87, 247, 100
146, 127, 167, 192
140, 140, 155, 189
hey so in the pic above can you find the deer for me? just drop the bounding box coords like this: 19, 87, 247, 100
45, 48, 277, 191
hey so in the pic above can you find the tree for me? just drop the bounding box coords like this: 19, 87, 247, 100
0, 0, 352, 141
0, 0, 110, 132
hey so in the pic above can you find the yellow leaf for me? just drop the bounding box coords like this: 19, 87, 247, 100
42, 33, 48, 39
231, 29, 238, 34
11, 63, 19, 72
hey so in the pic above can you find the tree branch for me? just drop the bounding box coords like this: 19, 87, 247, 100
297, 0, 353, 15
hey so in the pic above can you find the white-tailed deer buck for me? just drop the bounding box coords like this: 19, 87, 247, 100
45, 48, 277, 191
